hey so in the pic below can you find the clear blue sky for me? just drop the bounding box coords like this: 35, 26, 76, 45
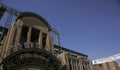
1, 0, 120, 64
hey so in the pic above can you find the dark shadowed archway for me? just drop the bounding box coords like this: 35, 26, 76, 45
2, 48, 61, 70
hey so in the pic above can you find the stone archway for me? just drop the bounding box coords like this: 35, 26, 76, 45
2, 48, 62, 70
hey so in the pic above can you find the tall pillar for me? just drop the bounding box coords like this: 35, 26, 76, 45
65, 55, 69, 70
2, 25, 15, 58
49, 37, 54, 53
38, 31, 42, 49
71, 59, 74, 70
46, 33, 50, 51
0, 29, 10, 61
80, 60, 83, 70
87, 63, 90, 70
78, 60, 80, 70
14, 24, 22, 50
78, 60, 81, 70
76, 60, 78, 70
27, 27, 31, 48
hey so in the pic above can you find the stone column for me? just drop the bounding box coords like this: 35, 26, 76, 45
87, 63, 90, 70
27, 27, 31, 48
80, 60, 83, 70
15, 24, 22, 50
3, 25, 15, 58
82, 62, 85, 70
76, 60, 78, 70
79, 60, 81, 70
49, 37, 54, 53
38, 31, 42, 49
0, 29, 10, 61
71, 59, 74, 70
46, 33, 50, 51
65, 55, 69, 70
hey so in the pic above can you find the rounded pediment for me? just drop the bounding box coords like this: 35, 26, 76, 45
16, 12, 51, 31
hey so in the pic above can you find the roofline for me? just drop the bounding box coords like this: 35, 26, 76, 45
54, 45, 88, 57
16, 12, 51, 31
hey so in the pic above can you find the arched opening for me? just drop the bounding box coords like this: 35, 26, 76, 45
2, 48, 62, 70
